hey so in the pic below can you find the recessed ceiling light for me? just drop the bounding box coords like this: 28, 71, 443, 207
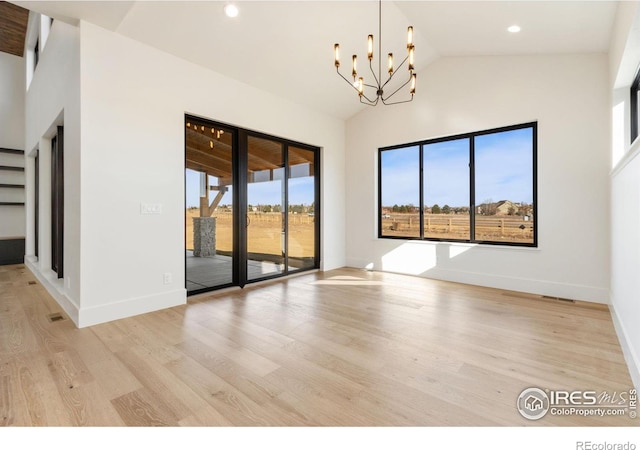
508, 25, 521, 33
224, 3, 239, 18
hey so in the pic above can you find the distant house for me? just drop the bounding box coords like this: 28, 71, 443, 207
495, 200, 517, 215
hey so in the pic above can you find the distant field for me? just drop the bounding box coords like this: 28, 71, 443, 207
186, 209, 315, 257
381, 213, 534, 243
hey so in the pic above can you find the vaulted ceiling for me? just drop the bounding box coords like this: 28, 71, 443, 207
11, 1, 619, 119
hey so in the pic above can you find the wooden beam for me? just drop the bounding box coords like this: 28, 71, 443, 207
186, 145, 232, 178
209, 190, 227, 213
0, 2, 29, 57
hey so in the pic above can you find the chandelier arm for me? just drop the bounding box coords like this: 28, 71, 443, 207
380, 55, 409, 90
381, 96, 414, 106
368, 59, 381, 91
360, 95, 379, 106
360, 89, 379, 104
336, 67, 362, 94
381, 75, 412, 103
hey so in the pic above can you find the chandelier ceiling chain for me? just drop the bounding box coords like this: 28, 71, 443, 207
334, 0, 416, 106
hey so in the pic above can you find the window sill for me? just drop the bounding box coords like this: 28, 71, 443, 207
376, 237, 540, 252
611, 136, 640, 177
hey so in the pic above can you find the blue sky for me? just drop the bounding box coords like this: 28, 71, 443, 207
381, 127, 533, 208
186, 165, 314, 208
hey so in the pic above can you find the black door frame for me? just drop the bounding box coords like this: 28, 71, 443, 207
185, 114, 320, 295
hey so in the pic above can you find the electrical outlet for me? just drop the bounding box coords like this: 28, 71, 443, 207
163, 273, 172, 285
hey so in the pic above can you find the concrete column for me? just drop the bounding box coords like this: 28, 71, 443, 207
193, 217, 216, 257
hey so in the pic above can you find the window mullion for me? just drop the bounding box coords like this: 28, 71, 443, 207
469, 136, 475, 242
419, 144, 424, 239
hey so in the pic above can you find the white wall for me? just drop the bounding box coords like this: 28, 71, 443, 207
75, 21, 345, 327
0, 52, 25, 150
0, 52, 26, 238
610, 1, 640, 390
346, 53, 610, 303
24, 18, 83, 324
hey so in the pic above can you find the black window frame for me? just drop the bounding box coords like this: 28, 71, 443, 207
378, 122, 538, 248
35, 149, 39, 259
51, 126, 64, 278
34, 38, 39, 68
631, 68, 640, 144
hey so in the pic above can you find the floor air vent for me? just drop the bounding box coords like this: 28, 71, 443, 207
542, 295, 575, 303
28, 281, 36, 285
47, 313, 66, 322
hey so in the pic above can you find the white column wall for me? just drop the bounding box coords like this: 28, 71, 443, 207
24, 19, 82, 324
609, 1, 640, 390
0, 52, 25, 150
0, 52, 26, 239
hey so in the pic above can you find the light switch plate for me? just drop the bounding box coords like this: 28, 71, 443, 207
140, 203, 162, 215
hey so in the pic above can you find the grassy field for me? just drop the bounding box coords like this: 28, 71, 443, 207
381, 213, 534, 243
186, 210, 533, 255
186, 209, 315, 257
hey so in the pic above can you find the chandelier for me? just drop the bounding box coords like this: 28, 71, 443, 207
333, 0, 416, 106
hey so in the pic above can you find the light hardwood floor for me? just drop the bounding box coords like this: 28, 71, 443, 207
0, 264, 635, 426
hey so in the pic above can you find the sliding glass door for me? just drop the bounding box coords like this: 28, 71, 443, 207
246, 135, 285, 281
185, 118, 236, 291
185, 116, 319, 294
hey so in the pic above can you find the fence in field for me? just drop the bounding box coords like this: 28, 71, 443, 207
381, 214, 533, 241
245, 212, 315, 225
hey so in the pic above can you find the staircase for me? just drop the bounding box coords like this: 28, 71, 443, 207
0, 147, 25, 265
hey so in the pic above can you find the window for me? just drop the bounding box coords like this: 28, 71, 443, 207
379, 122, 537, 246
34, 38, 39, 68
35, 149, 39, 259
631, 69, 640, 144
51, 127, 64, 277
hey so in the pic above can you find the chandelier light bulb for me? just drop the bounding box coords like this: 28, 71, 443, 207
408, 46, 415, 71
367, 35, 374, 60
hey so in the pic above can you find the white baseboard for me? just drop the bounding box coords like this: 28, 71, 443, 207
25, 256, 81, 325
25, 256, 186, 328
424, 267, 609, 304
78, 289, 186, 328
610, 302, 640, 391
346, 257, 609, 304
